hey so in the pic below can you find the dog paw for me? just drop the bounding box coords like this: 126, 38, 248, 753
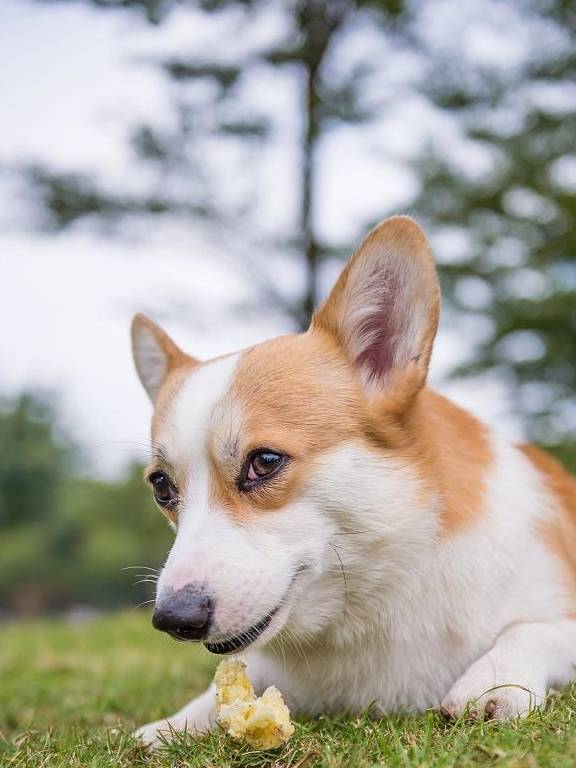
133, 719, 178, 748
440, 662, 544, 721
440, 686, 536, 721
134, 716, 209, 748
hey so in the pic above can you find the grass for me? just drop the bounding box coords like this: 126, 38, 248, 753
1, 612, 576, 767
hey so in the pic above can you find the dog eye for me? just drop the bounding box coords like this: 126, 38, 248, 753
148, 471, 178, 508
240, 450, 286, 489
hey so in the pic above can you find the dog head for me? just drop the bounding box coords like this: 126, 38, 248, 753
131, 216, 441, 653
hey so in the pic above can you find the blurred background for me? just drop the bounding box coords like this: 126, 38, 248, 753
0, 0, 574, 618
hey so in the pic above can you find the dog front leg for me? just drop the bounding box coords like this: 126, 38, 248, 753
134, 684, 217, 747
440, 618, 576, 720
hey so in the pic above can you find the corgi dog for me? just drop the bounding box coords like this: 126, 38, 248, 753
131, 217, 576, 746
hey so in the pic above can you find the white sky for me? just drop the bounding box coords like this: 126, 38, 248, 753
0, 0, 524, 476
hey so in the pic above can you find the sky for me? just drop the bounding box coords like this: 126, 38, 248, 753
0, 0, 525, 476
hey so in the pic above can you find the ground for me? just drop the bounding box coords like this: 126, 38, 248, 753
2, 613, 576, 767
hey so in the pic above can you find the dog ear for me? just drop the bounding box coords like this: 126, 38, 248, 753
312, 216, 440, 408
131, 314, 195, 402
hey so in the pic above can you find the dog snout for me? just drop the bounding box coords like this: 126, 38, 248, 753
152, 585, 213, 642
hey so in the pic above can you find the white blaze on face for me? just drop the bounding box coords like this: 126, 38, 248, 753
162, 353, 240, 527
155, 352, 240, 585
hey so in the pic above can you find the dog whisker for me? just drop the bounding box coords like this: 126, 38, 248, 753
329, 544, 348, 626
133, 598, 156, 609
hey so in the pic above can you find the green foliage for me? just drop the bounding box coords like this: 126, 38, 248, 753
3, 612, 576, 767
26, 166, 207, 230
409, 0, 576, 447
52, 466, 173, 607
0, 394, 172, 614
0, 394, 71, 527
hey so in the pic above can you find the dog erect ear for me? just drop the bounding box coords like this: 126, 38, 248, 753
312, 216, 440, 406
131, 314, 195, 402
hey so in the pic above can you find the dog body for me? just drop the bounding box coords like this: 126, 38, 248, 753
131, 218, 576, 744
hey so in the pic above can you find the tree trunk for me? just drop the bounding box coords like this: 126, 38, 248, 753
300, 58, 320, 328
297, 0, 346, 329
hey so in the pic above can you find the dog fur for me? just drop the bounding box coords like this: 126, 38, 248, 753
130, 216, 576, 745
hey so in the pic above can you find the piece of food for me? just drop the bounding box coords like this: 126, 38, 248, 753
214, 659, 294, 749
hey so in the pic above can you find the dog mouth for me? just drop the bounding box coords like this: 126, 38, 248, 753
203, 565, 308, 655
203, 608, 278, 655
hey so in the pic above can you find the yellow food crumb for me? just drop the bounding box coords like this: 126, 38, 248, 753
214, 659, 294, 750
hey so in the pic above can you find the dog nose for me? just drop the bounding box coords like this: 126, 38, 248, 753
152, 585, 213, 642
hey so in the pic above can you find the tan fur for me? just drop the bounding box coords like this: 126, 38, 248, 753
151, 361, 198, 444
131, 313, 198, 402
408, 391, 494, 532
312, 216, 441, 411
521, 444, 576, 608
204, 327, 492, 530
310, 218, 491, 531
210, 331, 366, 520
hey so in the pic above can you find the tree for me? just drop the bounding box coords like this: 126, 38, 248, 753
27, 0, 411, 328
407, 0, 576, 461
0, 394, 72, 527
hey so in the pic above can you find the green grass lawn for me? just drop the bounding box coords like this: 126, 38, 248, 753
1, 612, 576, 767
